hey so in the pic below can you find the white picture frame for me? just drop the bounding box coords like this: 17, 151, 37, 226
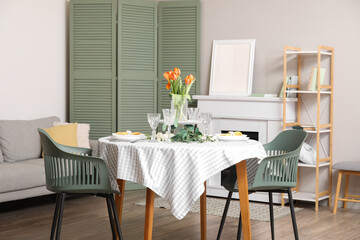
209, 39, 256, 96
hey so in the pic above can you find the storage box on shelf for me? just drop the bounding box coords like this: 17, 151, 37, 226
282, 45, 334, 211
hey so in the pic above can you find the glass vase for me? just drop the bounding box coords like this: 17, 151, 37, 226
171, 95, 188, 123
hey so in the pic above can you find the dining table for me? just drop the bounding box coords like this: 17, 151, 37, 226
97, 137, 267, 240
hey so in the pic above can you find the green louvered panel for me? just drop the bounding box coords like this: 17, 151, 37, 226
158, 0, 201, 111
118, 0, 157, 134
70, 0, 116, 139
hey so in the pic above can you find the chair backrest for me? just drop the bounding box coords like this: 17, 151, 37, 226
252, 129, 307, 190
38, 128, 114, 194
263, 129, 308, 155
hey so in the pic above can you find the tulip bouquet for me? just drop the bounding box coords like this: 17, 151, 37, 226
163, 67, 195, 123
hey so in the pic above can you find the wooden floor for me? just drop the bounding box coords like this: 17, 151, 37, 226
0, 190, 359, 240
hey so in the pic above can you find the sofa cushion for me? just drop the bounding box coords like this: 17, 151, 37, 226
0, 158, 46, 193
44, 123, 79, 147
53, 122, 90, 148
0, 116, 60, 162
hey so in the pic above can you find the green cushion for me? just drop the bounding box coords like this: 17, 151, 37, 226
0, 116, 60, 162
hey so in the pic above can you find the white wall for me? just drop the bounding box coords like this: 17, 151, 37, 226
201, 0, 360, 207
0, 0, 67, 121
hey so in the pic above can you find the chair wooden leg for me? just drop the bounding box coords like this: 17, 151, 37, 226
237, 210, 242, 240
50, 194, 61, 240
287, 189, 299, 240
110, 194, 124, 240
333, 171, 342, 214
106, 196, 117, 240
55, 193, 66, 240
344, 174, 350, 209
269, 192, 275, 240
216, 191, 233, 240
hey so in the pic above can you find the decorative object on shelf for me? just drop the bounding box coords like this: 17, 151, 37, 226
279, 75, 298, 98
163, 68, 196, 124
308, 66, 326, 91
209, 39, 256, 96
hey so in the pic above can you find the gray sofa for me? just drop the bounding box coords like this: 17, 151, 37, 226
0, 116, 96, 203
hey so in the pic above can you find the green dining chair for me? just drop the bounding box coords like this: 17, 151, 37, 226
38, 128, 123, 240
217, 129, 307, 240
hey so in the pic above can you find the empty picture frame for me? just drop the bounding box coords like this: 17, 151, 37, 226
209, 39, 256, 96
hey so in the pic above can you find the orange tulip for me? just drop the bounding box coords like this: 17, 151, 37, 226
174, 67, 181, 77
169, 71, 177, 81
166, 82, 171, 90
163, 71, 170, 81
185, 74, 194, 85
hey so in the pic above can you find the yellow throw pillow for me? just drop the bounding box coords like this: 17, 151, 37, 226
44, 123, 78, 147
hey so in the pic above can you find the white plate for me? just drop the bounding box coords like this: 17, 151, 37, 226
111, 133, 146, 142
215, 134, 249, 141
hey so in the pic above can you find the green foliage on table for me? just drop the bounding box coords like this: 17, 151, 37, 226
171, 125, 202, 143
162, 124, 177, 132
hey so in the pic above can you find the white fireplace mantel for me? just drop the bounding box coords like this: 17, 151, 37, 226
193, 95, 297, 203
193, 95, 297, 121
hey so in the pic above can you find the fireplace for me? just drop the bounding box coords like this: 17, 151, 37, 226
193, 95, 297, 203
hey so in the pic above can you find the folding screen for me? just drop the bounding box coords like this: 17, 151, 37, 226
69, 0, 117, 139
70, 0, 200, 139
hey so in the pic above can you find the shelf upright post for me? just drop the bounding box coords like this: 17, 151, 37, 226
315, 45, 322, 211
283, 46, 301, 206
329, 46, 334, 208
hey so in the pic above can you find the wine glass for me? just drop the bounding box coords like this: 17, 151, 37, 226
188, 108, 200, 121
147, 113, 161, 142
201, 112, 212, 137
162, 109, 176, 142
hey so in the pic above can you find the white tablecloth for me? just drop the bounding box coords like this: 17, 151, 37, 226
98, 138, 267, 220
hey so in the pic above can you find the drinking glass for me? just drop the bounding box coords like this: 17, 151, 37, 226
188, 108, 200, 121
201, 112, 212, 137
147, 113, 161, 142
162, 109, 176, 142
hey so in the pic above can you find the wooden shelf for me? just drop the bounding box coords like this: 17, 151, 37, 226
283, 124, 331, 133
285, 90, 331, 94
283, 45, 334, 212
284, 192, 329, 202
298, 162, 330, 168
285, 50, 332, 56
305, 129, 331, 134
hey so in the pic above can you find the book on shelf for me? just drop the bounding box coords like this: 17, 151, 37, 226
279, 75, 298, 97
292, 125, 316, 131
308, 67, 326, 91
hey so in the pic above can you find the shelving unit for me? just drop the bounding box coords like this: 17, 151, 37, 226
282, 45, 334, 211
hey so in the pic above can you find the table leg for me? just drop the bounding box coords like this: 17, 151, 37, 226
236, 160, 251, 240
200, 182, 207, 240
114, 179, 125, 240
145, 188, 155, 240
115, 179, 125, 224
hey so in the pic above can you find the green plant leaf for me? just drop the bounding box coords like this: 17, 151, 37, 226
185, 125, 194, 132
